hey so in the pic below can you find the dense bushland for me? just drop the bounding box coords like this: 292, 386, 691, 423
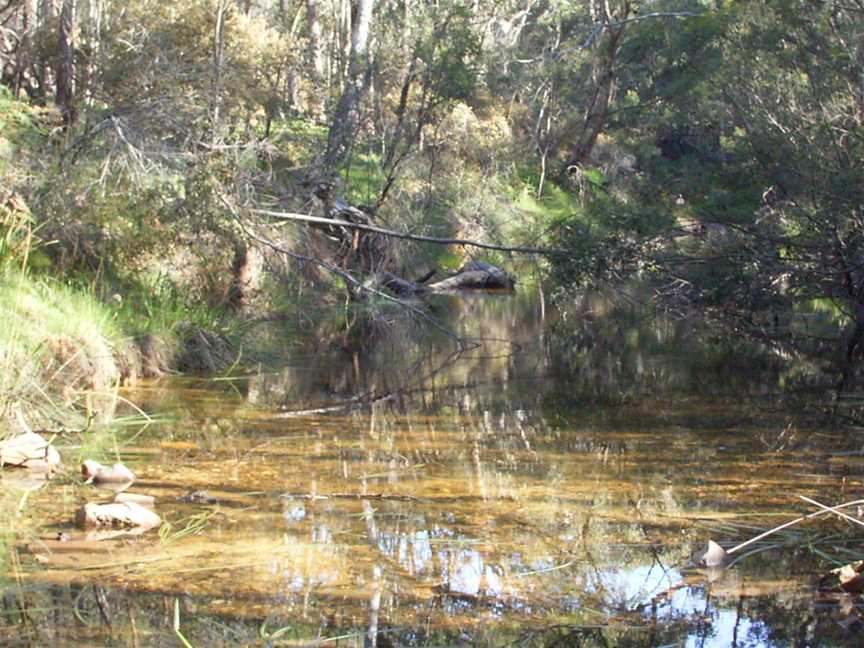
1, 0, 863, 428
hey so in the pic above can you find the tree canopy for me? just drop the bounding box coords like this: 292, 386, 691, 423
1, 0, 863, 386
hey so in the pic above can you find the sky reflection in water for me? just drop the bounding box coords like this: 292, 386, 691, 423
5, 290, 862, 646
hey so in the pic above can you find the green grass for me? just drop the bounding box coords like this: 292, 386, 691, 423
0, 274, 122, 348
510, 174, 584, 224
111, 274, 232, 339
0, 87, 47, 176
343, 152, 387, 206
0, 271, 124, 426
269, 116, 328, 169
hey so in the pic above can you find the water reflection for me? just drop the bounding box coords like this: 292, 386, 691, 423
2, 289, 861, 646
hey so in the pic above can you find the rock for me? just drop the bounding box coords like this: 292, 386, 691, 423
82, 460, 135, 489
114, 492, 156, 508
0, 432, 61, 470
697, 540, 731, 568
820, 560, 864, 594
74, 502, 161, 530
180, 490, 217, 504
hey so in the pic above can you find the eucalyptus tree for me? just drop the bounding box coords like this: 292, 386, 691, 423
323, 0, 375, 172
551, 0, 864, 389
56, 0, 76, 126
492, 0, 706, 194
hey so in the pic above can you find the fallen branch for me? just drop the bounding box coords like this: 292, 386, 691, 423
251, 208, 564, 255
220, 196, 470, 348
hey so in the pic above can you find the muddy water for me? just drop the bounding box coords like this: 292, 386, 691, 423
4, 291, 864, 646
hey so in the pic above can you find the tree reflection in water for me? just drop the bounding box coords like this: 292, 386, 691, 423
2, 290, 861, 646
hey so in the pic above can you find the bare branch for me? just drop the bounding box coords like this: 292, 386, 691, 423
221, 198, 470, 347
251, 208, 565, 255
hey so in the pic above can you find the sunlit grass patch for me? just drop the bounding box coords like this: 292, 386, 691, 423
0, 272, 124, 428
511, 176, 583, 223
343, 152, 386, 207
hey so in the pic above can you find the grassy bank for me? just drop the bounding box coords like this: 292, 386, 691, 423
0, 77, 565, 436
0, 88, 247, 434
0, 268, 252, 434
0, 272, 123, 430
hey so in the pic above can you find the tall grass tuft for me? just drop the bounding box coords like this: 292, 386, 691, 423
0, 272, 125, 431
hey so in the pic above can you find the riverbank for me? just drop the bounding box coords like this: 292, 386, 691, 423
0, 270, 242, 436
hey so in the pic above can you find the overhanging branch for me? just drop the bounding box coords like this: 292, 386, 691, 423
251, 208, 566, 255
221, 197, 472, 348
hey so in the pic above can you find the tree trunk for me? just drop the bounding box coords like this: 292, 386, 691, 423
306, 0, 325, 81
11, 1, 37, 97
566, 1, 630, 171
34, 0, 54, 102
81, 0, 104, 107
226, 240, 263, 310
210, 0, 229, 143
56, 0, 76, 127
324, 0, 375, 172
840, 306, 864, 391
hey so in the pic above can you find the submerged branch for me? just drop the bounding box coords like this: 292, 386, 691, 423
799, 496, 864, 529
726, 498, 864, 555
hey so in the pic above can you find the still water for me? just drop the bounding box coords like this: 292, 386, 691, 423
3, 290, 864, 646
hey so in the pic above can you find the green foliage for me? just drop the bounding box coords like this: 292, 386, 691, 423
0, 194, 35, 272
0, 91, 48, 272
512, 174, 582, 223
112, 274, 232, 340
270, 117, 328, 167
414, 3, 482, 104
343, 152, 386, 206
542, 0, 864, 383
90, 0, 298, 142
0, 87, 46, 167
2, 0, 861, 388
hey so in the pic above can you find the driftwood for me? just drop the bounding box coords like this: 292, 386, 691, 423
247, 183, 528, 295
415, 268, 437, 284
361, 271, 420, 297
427, 261, 516, 291
236, 189, 519, 321
364, 262, 515, 296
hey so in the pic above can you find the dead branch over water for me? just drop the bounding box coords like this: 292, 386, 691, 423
251, 208, 564, 256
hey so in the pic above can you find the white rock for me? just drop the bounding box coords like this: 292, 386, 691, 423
0, 432, 61, 469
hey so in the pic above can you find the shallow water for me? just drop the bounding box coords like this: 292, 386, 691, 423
4, 290, 864, 646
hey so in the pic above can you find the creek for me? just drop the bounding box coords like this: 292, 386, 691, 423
2, 289, 863, 646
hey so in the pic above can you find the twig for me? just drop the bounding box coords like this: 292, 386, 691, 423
173, 599, 194, 648
280, 492, 425, 502
727, 498, 864, 555
799, 495, 864, 529
515, 561, 575, 578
